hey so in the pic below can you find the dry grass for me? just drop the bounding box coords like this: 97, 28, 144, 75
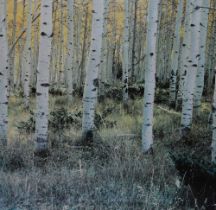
0, 96, 189, 210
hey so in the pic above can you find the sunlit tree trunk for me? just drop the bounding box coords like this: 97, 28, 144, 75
0, 0, 9, 146
23, 0, 33, 109
82, 0, 104, 139
35, 0, 53, 154
181, 0, 202, 133
142, 0, 160, 152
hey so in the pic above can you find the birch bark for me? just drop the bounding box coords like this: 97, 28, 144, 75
35, 0, 53, 153
181, 0, 202, 132
142, 0, 160, 152
82, 0, 104, 138
0, 0, 9, 146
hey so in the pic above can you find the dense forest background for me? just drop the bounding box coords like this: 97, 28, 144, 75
1, 0, 216, 209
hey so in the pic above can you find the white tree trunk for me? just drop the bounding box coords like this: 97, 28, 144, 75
35, 0, 53, 153
142, 0, 160, 152
169, 0, 184, 106
0, 0, 9, 146
122, 0, 129, 106
23, 0, 33, 109
193, 0, 210, 115
181, 0, 202, 132
82, 0, 104, 137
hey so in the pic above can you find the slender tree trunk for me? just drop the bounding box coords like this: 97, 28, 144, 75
176, 0, 193, 110
122, 0, 129, 107
35, 0, 53, 154
193, 0, 210, 116
82, 0, 104, 139
131, 0, 138, 82
0, 0, 9, 146
181, 0, 202, 133
142, 0, 160, 152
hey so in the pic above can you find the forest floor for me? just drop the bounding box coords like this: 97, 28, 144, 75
0, 93, 213, 209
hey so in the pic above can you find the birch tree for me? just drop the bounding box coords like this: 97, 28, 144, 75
193, 0, 210, 115
142, 0, 160, 152
0, 0, 8, 146
82, 0, 104, 139
122, 0, 129, 107
35, 0, 53, 154
177, 0, 193, 109
181, 0, 202, 133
